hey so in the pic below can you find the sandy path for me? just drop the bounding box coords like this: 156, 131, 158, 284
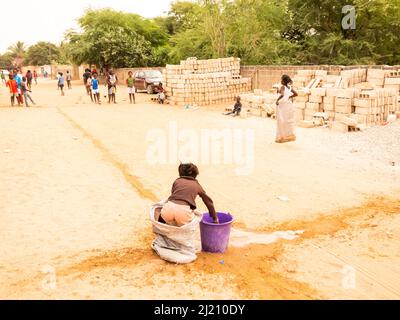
1, 80, 399, 299
59, 90, 400, 229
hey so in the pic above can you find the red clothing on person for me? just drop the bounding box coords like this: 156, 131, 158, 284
6, 79, 18, 93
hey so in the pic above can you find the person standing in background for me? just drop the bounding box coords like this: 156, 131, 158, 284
126, 71, 135, 104
6, 74, 19, 106
91, 73, 101, 104
83, 68, 92, 95
275, 74, 298, 143
86, 74, 93, 102
1, 71, 6, 84
13, 69, 24, 105
56, 72, 61, 90
26, 70, 33, 90
66, 71, 72, 89
33, 70, 38, 85
106, 70, 118, 104
58, 72, 65, 96
21, 76, 36, 107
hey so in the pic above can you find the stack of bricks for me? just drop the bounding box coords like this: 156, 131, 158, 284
366, 69, 386, 88
328, 88, 361, 122
164, 57, 252, 106
351, 88, 399, 126
292, 68, 400, 128
340, 69, 367, 88
292, 70, 316, 87
384, 70, 400, 95
239, 89, 278, 117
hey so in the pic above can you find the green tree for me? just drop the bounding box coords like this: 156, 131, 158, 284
0, 52, 14, 69
66, 9, 169, 68
8, 41, 26, 59
25, 42, 60, 66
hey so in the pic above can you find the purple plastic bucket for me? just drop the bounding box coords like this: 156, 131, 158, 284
200, 212, 234, 253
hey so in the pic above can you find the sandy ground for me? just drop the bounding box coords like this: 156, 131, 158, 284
0, 79, 399, 299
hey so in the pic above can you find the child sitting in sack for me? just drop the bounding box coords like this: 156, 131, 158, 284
160, 163, 219, 226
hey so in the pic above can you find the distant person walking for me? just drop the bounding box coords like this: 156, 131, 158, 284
91, 73, 101, 104
66, 71, 72, 89
26, 70, 33, 90
58, 72, 65, 96
6, 74, 19, 106
126, 71, 135, 104
106, 70, 118, 104
33, 70, 38, 84
21, 77, 36, 107
275, 74, 298, 143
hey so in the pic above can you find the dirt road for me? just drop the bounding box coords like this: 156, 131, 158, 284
1, 79, 399, 299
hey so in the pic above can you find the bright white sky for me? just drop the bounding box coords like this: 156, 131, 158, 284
0, 0, 175, 53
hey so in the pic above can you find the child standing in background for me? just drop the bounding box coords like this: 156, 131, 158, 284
126, 71, 135, 104
13, 69, 24, 105
91, 73, 101, 104
106, 70, 118, 104
26, 70, 33, 90
6, 75, 19, 106
21, 77, 36, 107
158, 83, 166, 104
33, 70, 38, 85
86, 75, 93, 102
58, 73, 65, 96
66, 71, 72, 89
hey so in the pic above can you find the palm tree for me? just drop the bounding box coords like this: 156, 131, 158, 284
8, 41, 26, 59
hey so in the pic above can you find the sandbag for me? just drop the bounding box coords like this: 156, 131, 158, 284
150, 200, 202, 264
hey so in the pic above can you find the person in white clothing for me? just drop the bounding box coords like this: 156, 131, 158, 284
275, 74, 298, 143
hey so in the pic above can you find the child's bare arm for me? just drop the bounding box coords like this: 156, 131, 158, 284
199, 192, 218, 223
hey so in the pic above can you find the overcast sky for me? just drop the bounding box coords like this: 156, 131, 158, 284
0, 0, 175, 53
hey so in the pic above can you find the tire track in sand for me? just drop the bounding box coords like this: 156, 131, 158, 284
57, 107, 158, 203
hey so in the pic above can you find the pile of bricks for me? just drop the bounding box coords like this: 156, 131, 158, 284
239, 89, 278, 117
340, 68, 367, 87
164, 57, 251, 106
384, 70, 400, 94
293, 68, 400, 130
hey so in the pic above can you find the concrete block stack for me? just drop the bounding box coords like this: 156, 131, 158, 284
351, 88, 398, 126
293, 70, 316, 87
164, 57, 251, 106
292, 67, 399, 129
239, 89, 278, 117
340, 68, 367, 88
384, 70, 400, 95
366, 69, 386, 88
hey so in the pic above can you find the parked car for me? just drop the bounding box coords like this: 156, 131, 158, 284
134, 70, 163, 94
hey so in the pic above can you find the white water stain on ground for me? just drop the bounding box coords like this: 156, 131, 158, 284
229, 229, 304, 247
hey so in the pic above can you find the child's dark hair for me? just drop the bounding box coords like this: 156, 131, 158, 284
178, 163, 199, 179
281, 74, 292, 86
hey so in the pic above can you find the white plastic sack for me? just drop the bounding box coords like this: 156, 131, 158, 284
150, 200, 202, 264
